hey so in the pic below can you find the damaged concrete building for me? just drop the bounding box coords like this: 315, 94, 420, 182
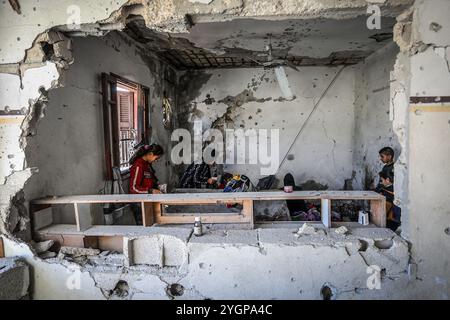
0, 0, 449, 300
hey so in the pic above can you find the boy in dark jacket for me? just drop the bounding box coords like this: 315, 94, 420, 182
377, 171, 401, 231
376, 147, 395, 192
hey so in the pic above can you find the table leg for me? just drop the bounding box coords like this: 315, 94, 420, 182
321, 198, 331, 228
370, 198, 386, 227
242, 200, 254, 229
74, 203, 92, 232
142, 202, 155, 226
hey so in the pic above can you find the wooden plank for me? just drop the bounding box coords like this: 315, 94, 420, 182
0, 237, 4, 258
242, 199, 254, 228
34, 233, 85, 250
370, 198, 386, 227
74, 203, 92, 232
321, 198, 331, 228
142, 202, 154, 227
154, 202, 163, 224
31, 191, 385, 205
35, 224, 190, 238
157, 214, 250, 224
31, 206, 53, 231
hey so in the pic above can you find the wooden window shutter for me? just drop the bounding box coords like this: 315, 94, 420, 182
118, 92, 133, 130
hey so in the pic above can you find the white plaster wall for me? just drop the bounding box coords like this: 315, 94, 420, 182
353, 42, 400, 190
183, 66, 356, 189
0, 0, 129, 236
23, 31, 173, 222
404, 0, 450, 298
0, 0, 128, 64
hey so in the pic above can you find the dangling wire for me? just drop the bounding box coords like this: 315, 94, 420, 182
275, 65, 347, 176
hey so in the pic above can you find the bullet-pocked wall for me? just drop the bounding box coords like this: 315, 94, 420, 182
1, 0, 450, 300
175, 46, 399, 191
400, 0, 450, 298
353, 42, 401, 190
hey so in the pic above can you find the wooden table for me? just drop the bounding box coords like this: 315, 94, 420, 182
30, 191, 386, 231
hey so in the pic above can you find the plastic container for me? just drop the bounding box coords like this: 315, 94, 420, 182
194, 216, 203, 236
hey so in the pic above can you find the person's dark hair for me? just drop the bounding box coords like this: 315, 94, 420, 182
129, 143, 164, 165
379, 147, 394, 158
284, 173, 296, 187
379, 171, 394, 183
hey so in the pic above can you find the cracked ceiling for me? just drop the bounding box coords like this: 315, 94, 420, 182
123, 15, 396, 70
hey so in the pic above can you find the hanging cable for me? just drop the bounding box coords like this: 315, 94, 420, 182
275, 65, 347, 176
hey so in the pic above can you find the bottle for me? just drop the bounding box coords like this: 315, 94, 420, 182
194, 216, 203, 236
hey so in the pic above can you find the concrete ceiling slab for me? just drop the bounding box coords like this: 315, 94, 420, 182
124, 15, 396, 70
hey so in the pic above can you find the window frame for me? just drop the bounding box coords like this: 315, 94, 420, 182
101, 73, 150, 180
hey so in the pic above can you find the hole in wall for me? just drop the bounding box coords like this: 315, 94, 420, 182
444, 227, 450, 236
110, 280, 129, 298
41, 42, 55, 60
320, 284, 335, 300
358, 239, 368, 252
374, 239, 393, 249
167, 283, 184, 297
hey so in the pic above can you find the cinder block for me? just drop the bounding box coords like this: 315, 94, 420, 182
124, 235, 188, 267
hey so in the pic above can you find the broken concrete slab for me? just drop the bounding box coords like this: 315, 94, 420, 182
258, 227, 358, 248
32, 239, 54, 253
295, 223, 318, 236
2, 236, 105, 299
335, 226, 349, 235
0, 257, 29, 300
346, 227, 397, 241
59, 246, 100, 257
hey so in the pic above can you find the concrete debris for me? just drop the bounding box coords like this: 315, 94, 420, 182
335, 226, 349, 235
0, 257, 29, 300
295, 223, 317, 236
59, 246, 101, 257
88, 253, 127, 267
393, 7, 413, 52
32, 240, 54, 253
41, 30, 67, 45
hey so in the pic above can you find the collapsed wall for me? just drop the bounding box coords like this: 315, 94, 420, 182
1, 226, 416, 300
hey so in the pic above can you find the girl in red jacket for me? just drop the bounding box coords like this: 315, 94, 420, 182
129, 143, 164, 224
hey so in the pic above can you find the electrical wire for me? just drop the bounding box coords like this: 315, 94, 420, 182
275, 65, 347, 176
